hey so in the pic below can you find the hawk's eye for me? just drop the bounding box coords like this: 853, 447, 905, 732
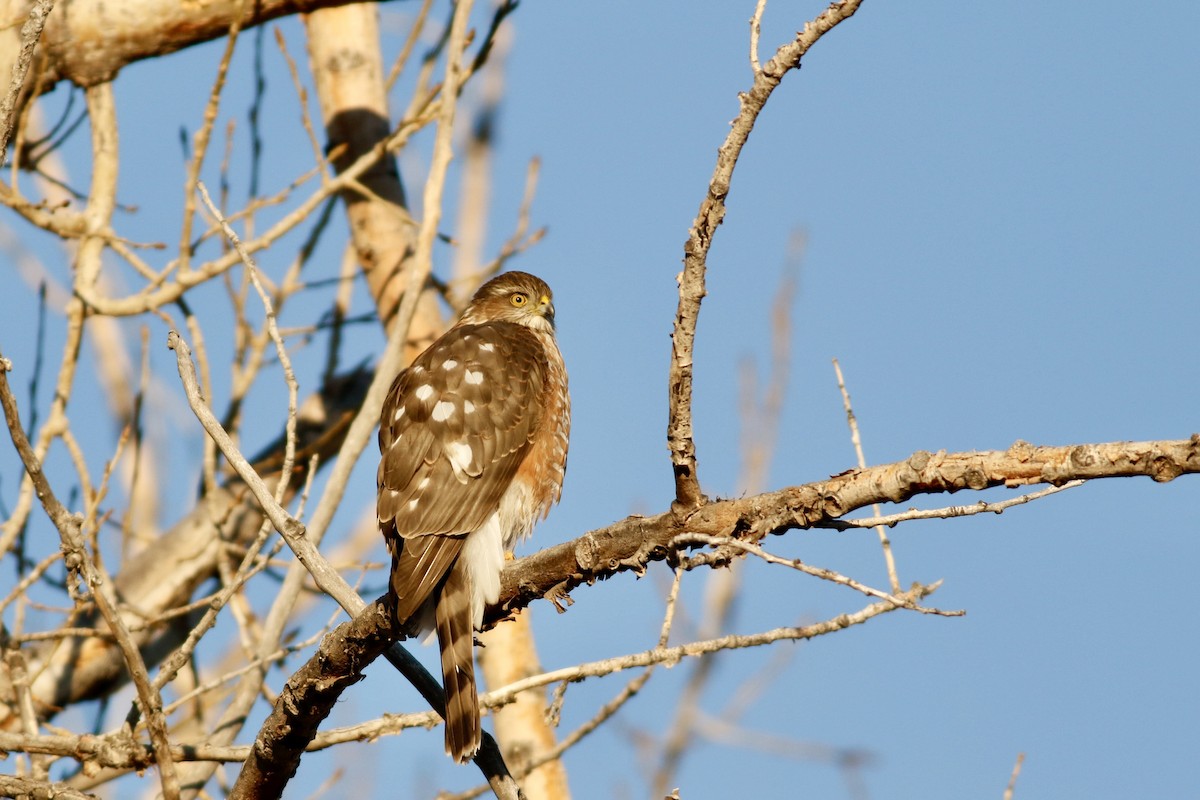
510, 292, 529, 307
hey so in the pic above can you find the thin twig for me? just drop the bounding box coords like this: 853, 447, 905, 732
749, 0, 768, 74
826, 480, 1086, 529
120, 325, 156, 557
0, 551, 62, 614
659, 566, 685, 647
673, 533, 959, 616
833, 357, 901, 592
694, 711, 876, 798
179, 300, 220, 497
470, 157, 545, 298
196, 179, 300, 505
1003, 752, 1026, 800
450, 20, 511, 303
0, 359, 181, 800
385, 0, 437, 92
272, 26, 326, 175
485, 585, 934, 713
165, 332, 341, 603
5, 649, 43, 779
177, 5, 247, 276
160, 624, 324, 717
149, 520, 277, 694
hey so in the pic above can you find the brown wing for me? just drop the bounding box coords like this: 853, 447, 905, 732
378, 321, 547, 614
386, 533, 463, 625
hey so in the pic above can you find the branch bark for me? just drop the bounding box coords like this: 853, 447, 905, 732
0, 0, 52, 167
490, 436, 1200, 624
227, 598, 399, 800
0, 775, 97, 800
0, 0, 396, 100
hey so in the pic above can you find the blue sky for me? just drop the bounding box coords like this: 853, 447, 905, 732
3, 1, 1198, 798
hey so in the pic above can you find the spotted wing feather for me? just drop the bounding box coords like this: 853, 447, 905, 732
378, 321, 547, 618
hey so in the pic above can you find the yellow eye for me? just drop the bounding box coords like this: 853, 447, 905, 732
510, 292, 529, 307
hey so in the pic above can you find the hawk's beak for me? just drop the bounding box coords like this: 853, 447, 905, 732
539, 294, 555, 326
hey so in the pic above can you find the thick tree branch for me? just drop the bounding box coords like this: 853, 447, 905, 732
0, 0, 397, 101
490, 436, 1200, 624
0, 0, 52, 167
226, 598, 399, 800
0, 775, 97, 800
6, 384, 1195, 785
305, 3, 439, 341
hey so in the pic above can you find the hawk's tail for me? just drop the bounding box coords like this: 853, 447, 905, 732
435, 558, 481, 763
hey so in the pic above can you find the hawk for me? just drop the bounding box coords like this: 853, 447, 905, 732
377, 271, 570, 763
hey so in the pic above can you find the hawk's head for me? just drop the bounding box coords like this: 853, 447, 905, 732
460, 271, 557, 332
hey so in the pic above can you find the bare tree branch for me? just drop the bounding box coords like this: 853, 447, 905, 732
1004, 752, 1026, 800
668, 0, 864, 508
0, 355, 181, 799
305, 2, 438, 340
0, 0, 53, 167
1, 1, 1193, 797
491, 436, 1200, 623
0, 364, 369, 734
831, 480, 1085, 529
0, 0, 399, 103
0, 774, 97, 800
224, 597, 399, 800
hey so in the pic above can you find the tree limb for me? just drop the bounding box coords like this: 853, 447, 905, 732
0, 0, 399, 101
0, 0, 52, 167
0, 774, 97, 800
490, 436, 1200, 624
226, 598, 398, 800
668, 0, 864, 509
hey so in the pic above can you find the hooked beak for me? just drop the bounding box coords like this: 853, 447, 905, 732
538, 294, 555, 326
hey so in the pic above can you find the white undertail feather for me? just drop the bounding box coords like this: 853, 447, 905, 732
498, 478, 541, 550
462, 513, 504, 630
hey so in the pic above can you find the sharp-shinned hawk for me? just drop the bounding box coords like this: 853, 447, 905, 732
377, 271, 570, 763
